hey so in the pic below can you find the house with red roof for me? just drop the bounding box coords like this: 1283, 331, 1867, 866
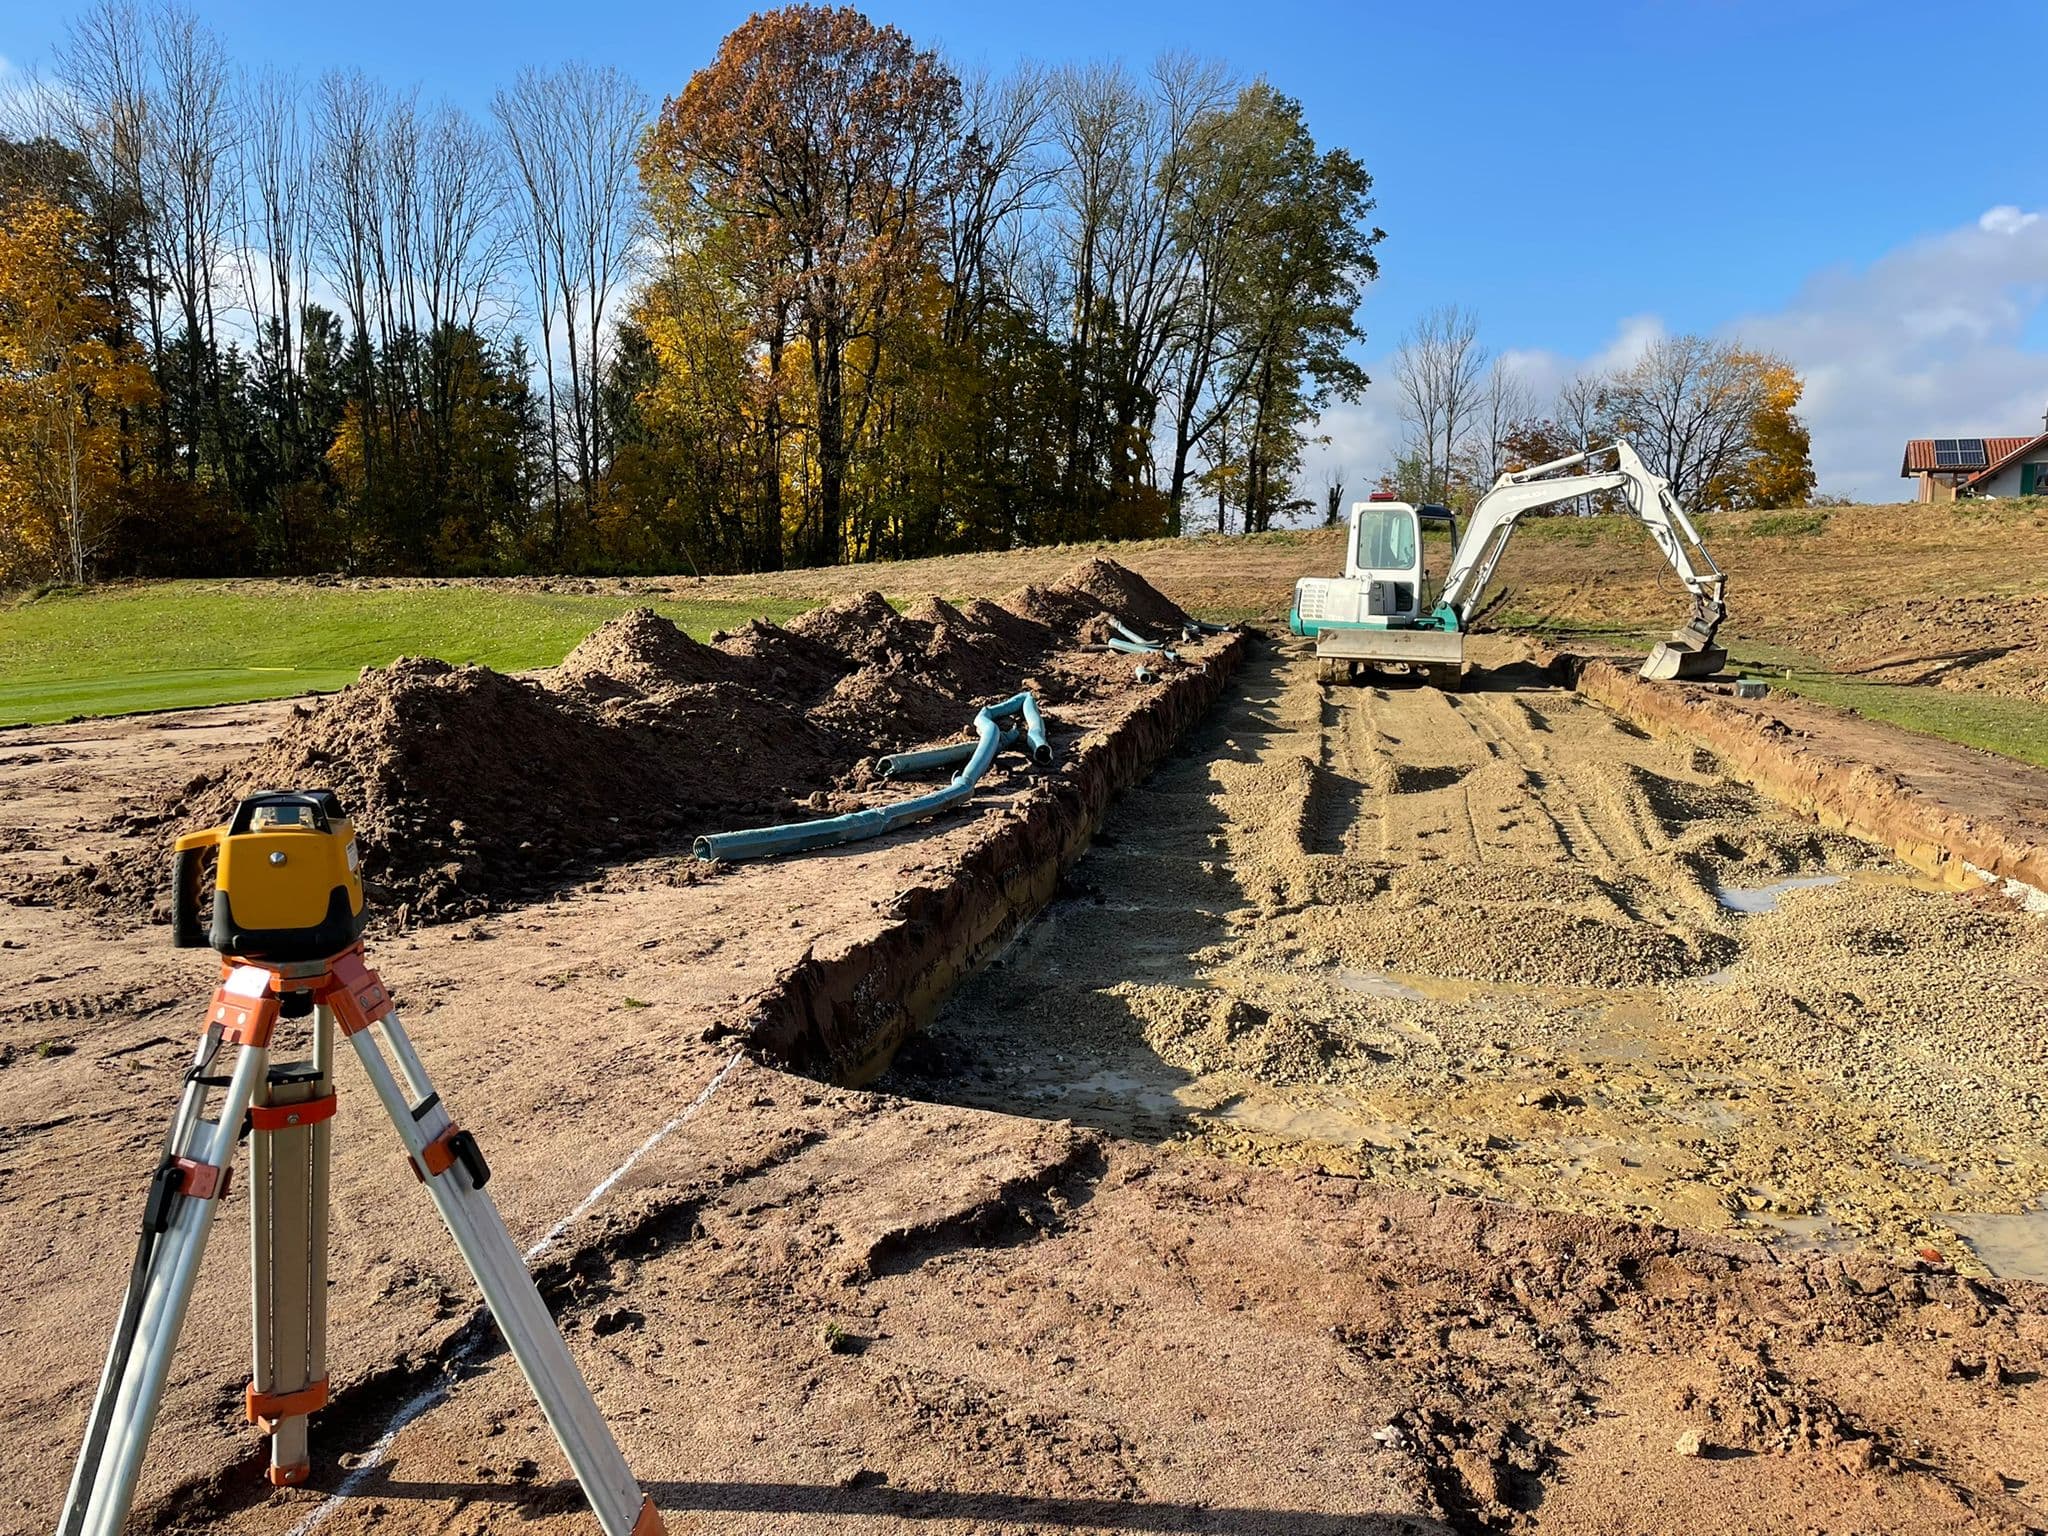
1900, 418, 2048, 502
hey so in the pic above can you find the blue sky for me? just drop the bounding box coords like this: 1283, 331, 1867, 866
6, 0, 2046, 499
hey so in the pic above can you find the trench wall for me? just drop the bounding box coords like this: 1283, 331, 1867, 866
1559, 651, 2048, 906
743, 632, 1248, 1082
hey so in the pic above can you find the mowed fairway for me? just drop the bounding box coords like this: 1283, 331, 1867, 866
0, 581, 810, 725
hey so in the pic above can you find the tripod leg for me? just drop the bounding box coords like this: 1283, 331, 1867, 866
247, 1006, 335, 1486
335, 985, 659, 1536
61, 965, 276, 1536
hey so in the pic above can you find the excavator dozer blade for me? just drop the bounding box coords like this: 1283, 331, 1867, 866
1639, 640, 1727, 681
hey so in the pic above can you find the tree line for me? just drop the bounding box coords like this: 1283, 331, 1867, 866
1372, 305, 1817, 517
0, 2, 1382, 586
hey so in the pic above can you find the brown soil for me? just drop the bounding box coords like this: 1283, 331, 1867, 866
1783, 591, 2048, 702
8, 561, 1197, 926
4, 590, 2048, 1535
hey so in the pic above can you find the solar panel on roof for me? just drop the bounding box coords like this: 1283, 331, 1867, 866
1931, 437, 1987, 469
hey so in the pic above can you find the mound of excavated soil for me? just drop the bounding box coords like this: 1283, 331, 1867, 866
1056, 555, 1193, 636
50, 559, 1190, 924
549, 607, 743, 697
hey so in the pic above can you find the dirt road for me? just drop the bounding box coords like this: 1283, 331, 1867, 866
891, 637, 2048, 1270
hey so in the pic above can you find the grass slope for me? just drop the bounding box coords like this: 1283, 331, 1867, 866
0, 582, 808, 726
1735, 652, 2048, 771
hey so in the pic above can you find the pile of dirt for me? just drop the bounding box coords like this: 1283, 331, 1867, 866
43, 558, 1198, 924
1055, 555, 1193, 637
549, 607, 744, 697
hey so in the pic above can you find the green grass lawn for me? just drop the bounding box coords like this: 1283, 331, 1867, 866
0, 582, 810, 727
1728, 644, 2048, 770
1761, 670, 2048, 771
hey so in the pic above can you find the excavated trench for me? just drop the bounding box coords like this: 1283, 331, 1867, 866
878, 638, 2048, 1280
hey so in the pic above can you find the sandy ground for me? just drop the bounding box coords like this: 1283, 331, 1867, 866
891, 638, 2048, 1271
4, 638, 2048, 1535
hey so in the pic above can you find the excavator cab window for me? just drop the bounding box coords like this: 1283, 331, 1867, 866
1353, 507, 1417, 572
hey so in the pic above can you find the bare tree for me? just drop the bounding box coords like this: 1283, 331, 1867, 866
490, 69, 567, 543
1049, 61, 1142, 525
50, 0, 166, 471
1469, 355, 1533, 491
235, 71, 309, 370
1323, 468, 1345, 526
1605, 335, 1768, 507
1051, 55, 1230, 527
307, 68, 386, 560
943, 65, 1052, 346
229, 69, 314, 553
1107, 55, 1230, 508
143, 3, 236, 483
492, 62, 646, 539
1393, 305, 1487, 507
1553, 369, 1609, 514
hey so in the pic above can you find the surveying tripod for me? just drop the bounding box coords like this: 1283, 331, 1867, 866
59, 791, 662, 1536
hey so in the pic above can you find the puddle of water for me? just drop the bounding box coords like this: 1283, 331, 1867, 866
1948, 1201, 2048, 1284
1714, 874, 1844, 914
1335, 968, 1428, 1002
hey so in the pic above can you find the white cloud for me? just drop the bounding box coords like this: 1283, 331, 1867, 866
1303, 206, 2048, 508
1979, 205, 2040, 236
1733, 204, 2048, 499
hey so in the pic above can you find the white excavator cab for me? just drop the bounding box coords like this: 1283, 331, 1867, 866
1341, 498, 1425, 618
1292, 495, 1466, 682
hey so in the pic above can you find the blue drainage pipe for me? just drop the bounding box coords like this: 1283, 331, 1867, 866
879, 728, 1019, 779
1108, 617, 1157, 647
1103, 635, 1203, 674
1104, 635, 1180, 661
694, 692, 1052, 863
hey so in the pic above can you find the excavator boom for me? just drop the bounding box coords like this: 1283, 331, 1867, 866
1441, 442, 1727, 680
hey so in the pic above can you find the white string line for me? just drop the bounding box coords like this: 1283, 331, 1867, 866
525, 1048, 746, 1263
284, 1048, 745, 1536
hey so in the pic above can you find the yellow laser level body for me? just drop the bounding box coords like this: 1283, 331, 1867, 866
173, 790, 367, 962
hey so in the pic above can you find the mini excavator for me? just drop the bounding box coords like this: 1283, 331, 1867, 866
1290, 440, 1727, 685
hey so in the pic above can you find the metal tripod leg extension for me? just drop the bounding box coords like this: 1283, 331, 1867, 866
247, 991, 337, 1486
319, 948, 662, 1536
60, 965, 281, 1536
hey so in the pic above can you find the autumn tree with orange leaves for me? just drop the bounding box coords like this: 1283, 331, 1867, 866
640, 7, 964, 567
0, 195, 155, 583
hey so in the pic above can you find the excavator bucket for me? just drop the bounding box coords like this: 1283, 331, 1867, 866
1639, 625, 1727, 681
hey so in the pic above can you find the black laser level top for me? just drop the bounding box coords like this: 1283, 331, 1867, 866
172, 790, 368, 962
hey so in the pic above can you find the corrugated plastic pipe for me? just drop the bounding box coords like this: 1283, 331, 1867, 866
1104, 635, 1179, 660
694, 692, 1051, 863
1108, 617, 1157, 647
879, 728, 1019, 779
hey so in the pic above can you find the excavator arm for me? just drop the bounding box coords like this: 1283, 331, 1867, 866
1436, 441, 1728, 680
